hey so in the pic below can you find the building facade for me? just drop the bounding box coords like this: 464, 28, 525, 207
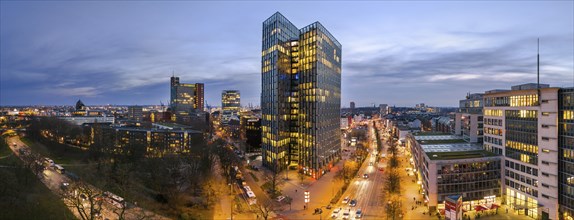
261, 12, 342, 178
406, 133, 502, 212
221, 90, 241, 124
483, 83, 559, 220
94, 126, 203, 158
128, 106, 143, 121
170, 76, 204, 115
559, 88, 574, 220
455, 93, 484, 143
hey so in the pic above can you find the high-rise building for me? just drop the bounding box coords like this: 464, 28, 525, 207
379, 104, 388, 115
128, 105, 143, 121
483, 83, 559, 220
454, 93, 484, 143
261, 12, 342, 178
350, 101, 356, 113
221, 90, 241, 124
559, 88, 574, 220
170, 76, 204, 121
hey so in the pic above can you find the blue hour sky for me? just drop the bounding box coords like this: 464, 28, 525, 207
1, 1, 573, 107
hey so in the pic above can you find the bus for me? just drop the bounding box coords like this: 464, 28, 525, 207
54, 164, 65, 174
242, 185, 257, 205
103, 191, 126, 209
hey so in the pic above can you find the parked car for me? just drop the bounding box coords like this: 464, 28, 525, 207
276, 195, 286, 202
331, 208, 341, 219
349, 199, 357, 207
356, 209, 363, 218
342, 209, 351, 219
342, 197, 350, 204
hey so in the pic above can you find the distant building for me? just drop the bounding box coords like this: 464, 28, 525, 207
59, 115, 115, 126
455, 93, 484, 143
72, 99, 87, 116
221, 90, 241, 124
340, 116, 349, 129
127, 106, 143, 121
261, 12, 341, 178
379, 104, 388, 115
170, 76, 204, 120
350, 101, 356, 113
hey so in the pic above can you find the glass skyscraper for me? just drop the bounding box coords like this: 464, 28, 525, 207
261, 12, 342, 179
559, 88, 574, 220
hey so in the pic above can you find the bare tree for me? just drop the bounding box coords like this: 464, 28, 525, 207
63, 181, 104, 220
254, 200, 275, 220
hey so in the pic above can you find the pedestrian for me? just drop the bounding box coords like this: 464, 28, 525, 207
413, 197, 415, 201
295, 189, 297, 192
506, 208, 508, 213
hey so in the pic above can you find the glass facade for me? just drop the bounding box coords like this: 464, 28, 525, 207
436, 161, 501, 201
261, 12, 341, 177
559, 88, 574, 220
505, 110, 538, 165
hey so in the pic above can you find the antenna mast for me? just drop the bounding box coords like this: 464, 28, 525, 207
537, 38, 541, 105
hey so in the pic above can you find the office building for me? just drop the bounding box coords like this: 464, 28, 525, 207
245, 117, 262, 153
454, 93, 484, 143
483, 83, 559, 219
559, 88, 574, 220
261, 12, 342, 178
170, 76, 204, 116
406, 133, 502, 213
221, 90, 241, 124
350, 101, 356, 113
128, 106, 143, 121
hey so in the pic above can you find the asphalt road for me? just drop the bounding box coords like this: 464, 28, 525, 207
329, 120, 386, 220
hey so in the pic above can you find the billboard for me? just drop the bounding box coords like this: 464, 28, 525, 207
445, 195, 463, 220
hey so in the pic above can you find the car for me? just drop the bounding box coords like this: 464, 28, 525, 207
349, 199, 357, 207
331, 208, 341, 219
342, 209, 351, 219
363, 174, 369, 179
355, 209, 363, 218
342, 197, 350, 204
276, 196, 286, 202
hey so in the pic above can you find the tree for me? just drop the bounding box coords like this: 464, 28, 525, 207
63, 181, 104, 220
341, 160, 358, 183
268, 167, 283, 198
384, 169, 401, 194
254, 200, 275, 220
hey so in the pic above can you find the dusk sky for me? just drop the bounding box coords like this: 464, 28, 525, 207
1, 1, 573, 107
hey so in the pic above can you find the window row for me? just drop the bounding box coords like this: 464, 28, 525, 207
505, 160, 538, 176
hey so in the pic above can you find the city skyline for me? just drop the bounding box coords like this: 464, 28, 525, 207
1, 1, 573, 107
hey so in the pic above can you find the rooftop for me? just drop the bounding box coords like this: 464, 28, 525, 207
423, 143, 497, 160
414, 134, 467, 144
412, 133, 498, 160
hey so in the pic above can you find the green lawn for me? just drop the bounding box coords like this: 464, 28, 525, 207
0, 137, 76, 220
